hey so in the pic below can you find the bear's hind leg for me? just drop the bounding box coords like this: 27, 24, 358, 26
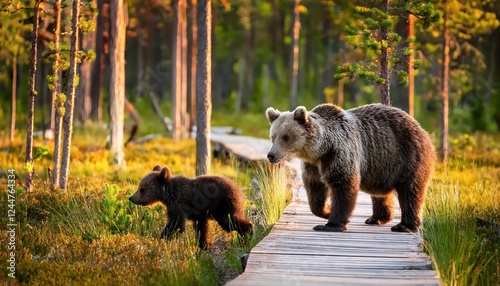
365, 195, 394, 225
214, 214, 253, 238
391, 183, 425, 233
303, 163, 330, 219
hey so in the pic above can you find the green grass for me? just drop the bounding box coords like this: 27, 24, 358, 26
422, 133, 500, 286
0, 124, 291, 285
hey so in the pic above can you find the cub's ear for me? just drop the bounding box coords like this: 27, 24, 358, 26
159, 167, 172, 181
294, 106, 308, 125
160, 167, 172, 181
153, 165, 162, 171
266, 107, 281, 124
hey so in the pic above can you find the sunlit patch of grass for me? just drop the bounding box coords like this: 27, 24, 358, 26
252, 162, 292, 227
422, 133, 500, 286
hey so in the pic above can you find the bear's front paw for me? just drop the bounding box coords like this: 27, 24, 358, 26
391, 223, 418, 233
313, 223, 346, 232
365, 217, 391, 225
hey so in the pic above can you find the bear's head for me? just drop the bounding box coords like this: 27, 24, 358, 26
129, 165, 172, 206
265, 106, 310, 163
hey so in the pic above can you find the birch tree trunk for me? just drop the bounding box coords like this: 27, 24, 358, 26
59, 0, 81, 190
51, 0, 63, 188
109, 0, 127, 167
25, 0, 41, 192
196, 0, 212, 176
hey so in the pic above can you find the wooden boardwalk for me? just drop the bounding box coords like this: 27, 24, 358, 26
211, 135, 440, 285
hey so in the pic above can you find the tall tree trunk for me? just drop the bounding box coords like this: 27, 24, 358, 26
262, 64, 270, 108
91, 0, 106, 123
236, 54, 244, 114
51, 0, 63, 188
380, 0, 390, 105
196, 0, 212, 176
393, 12, 414, 115
407, 15, 414, 116
180, 0, 188, 138
59, 0, 81, 190
109, 0, 127, 166
440, 2, 450, 163
136, 0, 144, 97
25, 0, 41, 192
10, 51, 17, 143
189, 0, 198, 137
338, 80, 344, 107
172, 0, 188, 140
76, 10, 96, 125
289, 0, 301, 109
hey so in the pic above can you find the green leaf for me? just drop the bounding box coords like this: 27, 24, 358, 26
34, 145, 50, 161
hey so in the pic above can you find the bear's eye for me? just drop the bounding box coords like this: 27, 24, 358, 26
140, 188, 145, 194
282, 135, 289, 142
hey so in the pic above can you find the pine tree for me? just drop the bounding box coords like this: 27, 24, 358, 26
335, 1, 438, 104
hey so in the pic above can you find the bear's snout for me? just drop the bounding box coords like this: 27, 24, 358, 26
267, 152, 279, 164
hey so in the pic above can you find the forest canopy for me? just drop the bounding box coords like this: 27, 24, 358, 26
1, 0, 499, 134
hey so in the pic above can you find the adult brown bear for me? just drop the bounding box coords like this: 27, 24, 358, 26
266, 103, 435, 232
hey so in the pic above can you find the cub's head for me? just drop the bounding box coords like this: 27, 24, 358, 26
265, 106, 310, 164
129, 165, 172, 206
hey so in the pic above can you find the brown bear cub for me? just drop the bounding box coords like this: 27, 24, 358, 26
129, 165, 253, 248
266, 103, 436, 233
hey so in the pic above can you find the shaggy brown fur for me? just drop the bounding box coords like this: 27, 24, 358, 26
266, 103, 436, 233
129, 166, 253, 248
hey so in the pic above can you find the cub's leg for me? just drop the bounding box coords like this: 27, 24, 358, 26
303, 163, 330, 219
161, 210, 186, 239
314, 171, 359, 232
193, 218, 211, 249
365, 195, 394, 225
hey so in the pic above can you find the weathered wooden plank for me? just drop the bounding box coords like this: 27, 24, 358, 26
211, 133, 272, 161
232, 273, 440, 286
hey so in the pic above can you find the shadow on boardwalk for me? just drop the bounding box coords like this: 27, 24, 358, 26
211, 133, 440, 286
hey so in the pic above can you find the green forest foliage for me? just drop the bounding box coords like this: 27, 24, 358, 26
0, 0, 499, 135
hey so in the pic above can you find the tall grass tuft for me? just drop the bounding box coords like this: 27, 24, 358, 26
423, 171, 499, 285
253, 162, 292, 227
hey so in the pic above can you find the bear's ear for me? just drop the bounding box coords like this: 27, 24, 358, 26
153, 165, 162, 172
266, 107, 281, 124
159, 167, 172, 181
294, 106, 308, 125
